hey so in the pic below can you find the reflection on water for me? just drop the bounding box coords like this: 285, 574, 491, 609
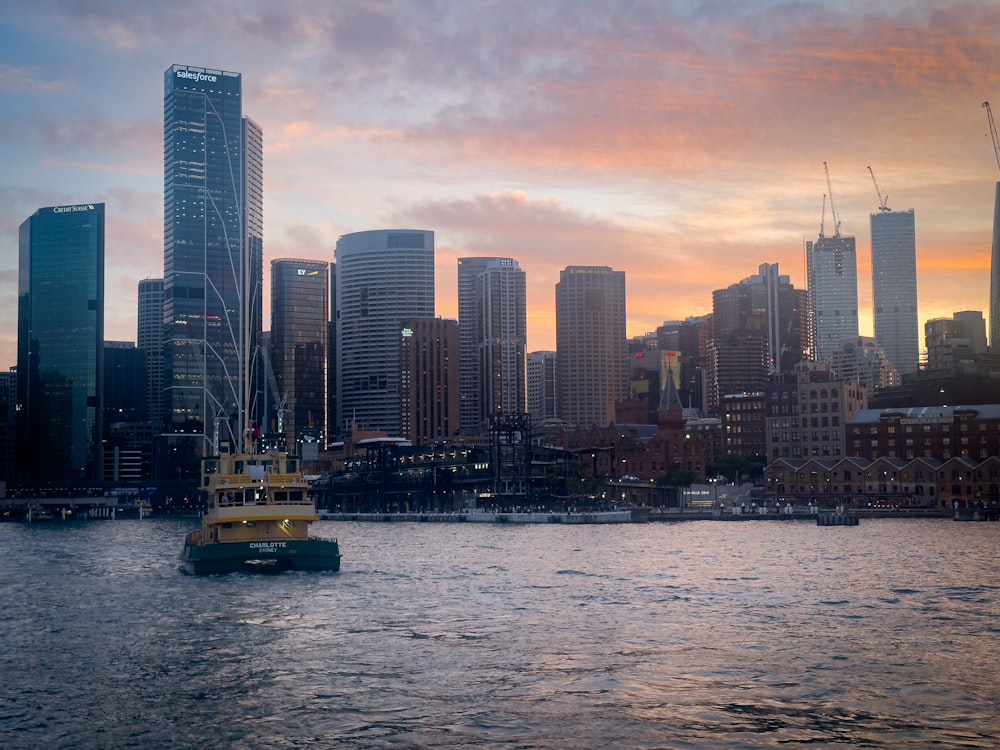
2, 518, 998, 748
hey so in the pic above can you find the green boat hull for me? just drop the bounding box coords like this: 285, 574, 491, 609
180, 538, 341, 575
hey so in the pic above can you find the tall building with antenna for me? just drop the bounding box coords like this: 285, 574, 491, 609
807, 164, 859, 365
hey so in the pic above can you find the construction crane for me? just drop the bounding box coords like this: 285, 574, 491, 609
823, 161, 842, 236
867, 166, 890, 212
983, 101, 1000, 172
260, 347, 288, 435
819, 193, 827, 238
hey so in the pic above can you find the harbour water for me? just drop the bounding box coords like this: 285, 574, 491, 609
2, 518, 998, 748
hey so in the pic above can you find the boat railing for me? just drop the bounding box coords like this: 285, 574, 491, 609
215, 493, 314, 508
214, 473, 308, 487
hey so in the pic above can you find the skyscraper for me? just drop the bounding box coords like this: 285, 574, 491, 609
457, 257, 500, 433
708, 263, 806, 412
17, 202, 105, 481
806, 234, 859, 364
990, 183, 1000, 350
555, 266, 627, 428
400, 317, 460, 444
871, 208, 919, 374
528, 351, 558, 423
270, 259, 329, 448
162, 65, 263, 466
335, 230, 434, 435
137, 278, 164, 431
459, 257, 527, 431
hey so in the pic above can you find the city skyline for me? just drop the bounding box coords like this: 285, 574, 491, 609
2, 2, 999, 370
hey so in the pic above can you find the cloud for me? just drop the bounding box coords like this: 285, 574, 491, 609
0, 64, 69, 94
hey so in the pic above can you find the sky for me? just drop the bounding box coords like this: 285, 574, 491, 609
1, 0, 999, 371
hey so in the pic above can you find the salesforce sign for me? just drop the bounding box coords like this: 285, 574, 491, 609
175, 69, 218, 84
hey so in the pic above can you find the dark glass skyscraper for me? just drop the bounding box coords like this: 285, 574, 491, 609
162, 65, 262, 466
137, 278, 164, 431
270, 259, 329, 449
17, 202, 105, 481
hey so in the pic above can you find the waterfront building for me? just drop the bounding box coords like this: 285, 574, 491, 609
764, 452, 1000, 508
871, 209, 919, 374
528, 351, 558, 423
458, 257, 526, 433
270, 259, 329, 449
555, 266, 627, 429
806, 234, 859, 364
399, 317, 460, 444
847, 403, 1000, 462
17, 202, 105, 481
137, 278, 164, 432
162, 65, 263, 467
335, 230, 434, 436
765, 362, 868, 461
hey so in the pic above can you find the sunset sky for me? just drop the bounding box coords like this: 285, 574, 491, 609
1, 0, 999, 370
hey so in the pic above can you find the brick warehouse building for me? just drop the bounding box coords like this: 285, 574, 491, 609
846, 404, 1000, 462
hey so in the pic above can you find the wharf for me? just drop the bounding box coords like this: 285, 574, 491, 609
318, 510, 635, 524
1, 496, 153, 521
317, 507, 952, 525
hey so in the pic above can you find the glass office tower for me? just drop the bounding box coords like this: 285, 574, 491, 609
270, 259, 329, 449
458, 257, 527, 432
871, 209, 919, 375
162, 65, 262, 466
137, 278, 164, 431
806, 234, 859, 365
17, 203, 105, 481
335, 230, 434, 436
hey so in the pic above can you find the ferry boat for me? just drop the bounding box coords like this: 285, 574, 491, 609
180, 449, 341, 575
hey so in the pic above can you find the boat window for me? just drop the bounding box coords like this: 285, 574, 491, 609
274, 491, 288, 503
289, 491, 303, 502
287, 459, 297, 473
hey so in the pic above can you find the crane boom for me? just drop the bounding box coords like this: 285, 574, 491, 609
823, 161, 842, 236
260, 347, 288, 434
984, 101, 1000, 173
867, 165, 890, 212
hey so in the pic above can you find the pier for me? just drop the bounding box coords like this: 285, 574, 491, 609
2, 497, 153, 521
